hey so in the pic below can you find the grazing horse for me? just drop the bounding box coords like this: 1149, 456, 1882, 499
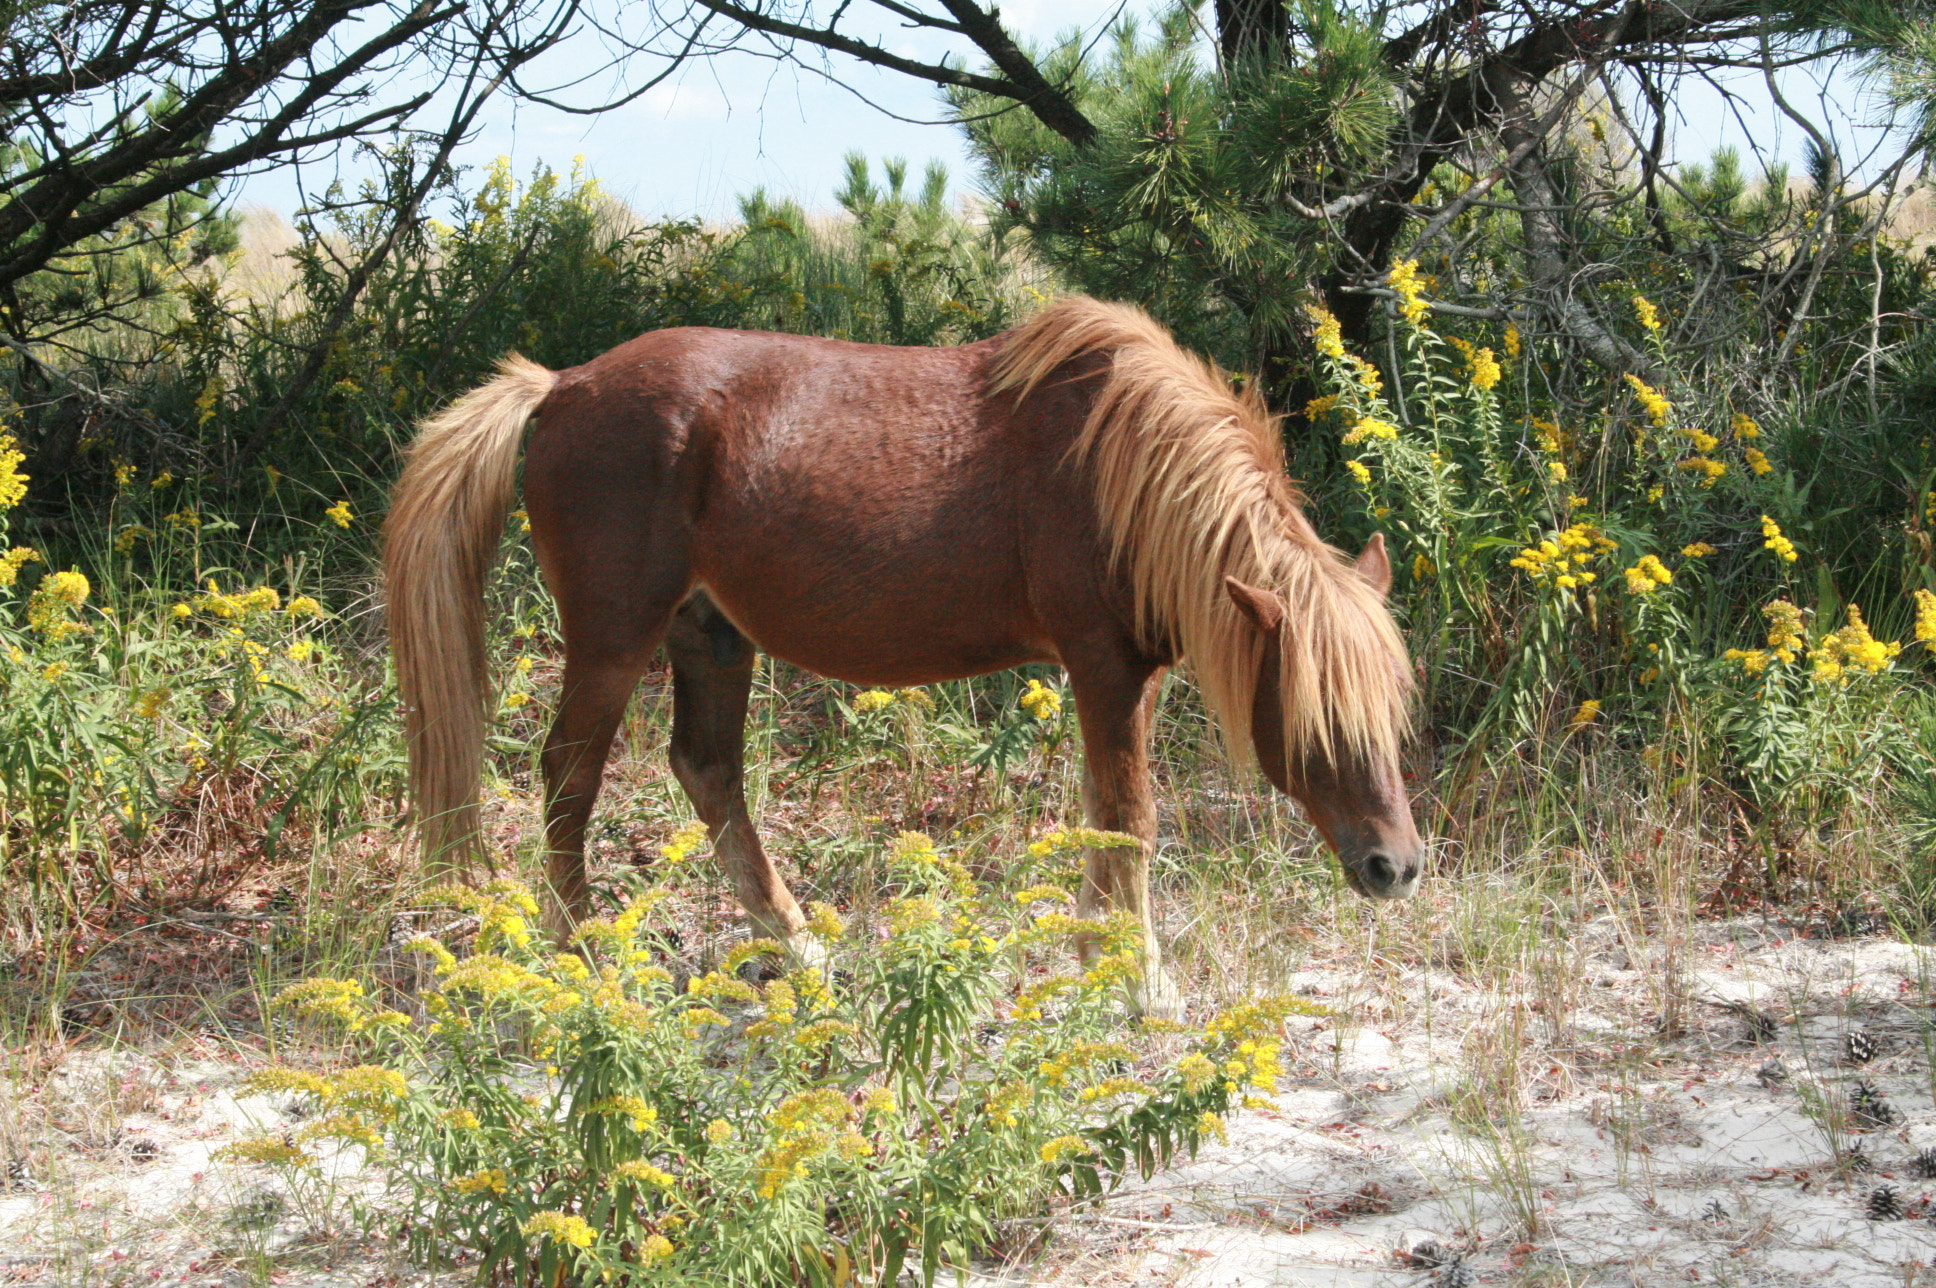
384, 297, 1422, 1012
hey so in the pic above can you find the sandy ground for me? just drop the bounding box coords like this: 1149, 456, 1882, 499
5, 915, 1936, 1287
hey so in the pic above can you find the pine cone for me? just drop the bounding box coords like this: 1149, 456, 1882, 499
1405, 1239, 1448, 1268
1868, 1185, 1904, 1221
1755, 1059, 1788, 1089
1848, 1142, 1874, 1173
1847, 1029, 1879, 1065
1850, 1078, 1900, 1129
1913, 1146, 1936, 1180
1433, 1258, 1476, 1288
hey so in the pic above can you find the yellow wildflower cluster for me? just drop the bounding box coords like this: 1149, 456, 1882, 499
1344, 355, 1384, 397
660, 820, 708, 865
27, 569, 89, 638
1345, 459, 1371, 484
851, 688, 895, 713
1020, 678, 1061, 721
1468, 346, 1502, 391
1309, 306, 1345, 359
1504, 322, 1522, 357
450, 1167, 510, 1195
324, 500, 354, 529
1528, 416, 1562, 455
114, 525, 151, 553
1342, 416, 1399, 446
0, 437, 26, 510
1303, 394, 1339, 421
755, 1088, 865, 1198
1622, 554, 1673, 594
1624, 374, 1672, 428
983, 1080, 1033, 1128
1759, 516, 1797, 562
1731, 412, 1760, 438
1633, 296, 1662, 331
885, 896, 942, 936
1916, 589, 1936, 644
1508, 524, 1616, 590
1808, 603, 1901, 682
134, 687, 170, 718
1388, 259, 1429, 325
1039, 1039, 1134, 1089
182, 580, 280, 620
521, 1211, 596, 1249
0, 546, 40, 587
804, 901, 844, 940
1744, 447, 1772, 475
1677, 456, 1726, 488
611, 1160, 676, 1190
1568, 700, 1601, 730
1681, 543, 1714, 558
1764, 599, 1805, 663
589, 1094, 659, 1133
1039, 1134, 1088, 1163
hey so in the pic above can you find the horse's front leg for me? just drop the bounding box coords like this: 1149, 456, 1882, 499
1066, 657, 1179, 1019
665, 595, 815, 965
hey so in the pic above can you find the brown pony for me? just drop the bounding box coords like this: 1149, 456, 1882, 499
384, 297, 1422, 1012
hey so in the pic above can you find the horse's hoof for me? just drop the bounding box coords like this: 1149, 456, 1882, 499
780, 931, 831, 975
1132, 970, 1185, 1022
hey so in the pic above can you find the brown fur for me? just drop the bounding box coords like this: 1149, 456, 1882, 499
385, 298, 1423, 1011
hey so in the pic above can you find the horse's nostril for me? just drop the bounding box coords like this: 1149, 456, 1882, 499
1365, 851, 1397, 890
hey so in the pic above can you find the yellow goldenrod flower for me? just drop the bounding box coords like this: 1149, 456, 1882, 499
1303, 394, 1339, 421
0, 546, 40, 587
1040, 1134, 1088, 1163
113, 459, 136, 488
851, 688, 893, 713
521, 1211, 595, 1249
1547, 460, 1567, 483
1759, 516, 1797, 563
449, 1167, 509, 1194
660, 819, 708, 864
1345, 459, 1371, 484
134, 687, 170, 718
704, 1118, 734, 1143
1623, 374, 1672, 428
1411, 553, 1434, 580
1731, 412, 1760, 439
114, 525, 152, 554
1342, 416, 1399, 445
1307, 305, 1345, 359
1020, 678, 1061, 721
1676, 456, 1726, 488
323, 501, 353, 528
1680, 543, 1714, 558
150, 470, 173, 490
1387, 259, 1429, 325
1622, 554, 1673, 594
1503, 322, 1522, 358
1468, 346, 1502, 391
27, 569, 89, 638
1744, 447, 1772, 475
1764, 599, 1805, 662
1916, 588, 1936, 644
1633, 296, 1662, 331
0, 437, 27, 511
1723, 648, 1770, 674
1567, 700, 1601, 731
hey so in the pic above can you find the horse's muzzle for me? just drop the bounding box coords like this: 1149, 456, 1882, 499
1353, 848, 1421, 899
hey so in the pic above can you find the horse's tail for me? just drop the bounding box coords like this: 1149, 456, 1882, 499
384, 354, 557, 871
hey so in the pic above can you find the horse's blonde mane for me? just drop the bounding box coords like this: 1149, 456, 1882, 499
989, 296, 1410, 768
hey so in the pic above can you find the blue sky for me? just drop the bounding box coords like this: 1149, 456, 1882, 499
235, 4, 1909, 223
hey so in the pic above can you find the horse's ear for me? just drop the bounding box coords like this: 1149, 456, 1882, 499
1355, 533, 1392, 599
1224, 576, 1285, 634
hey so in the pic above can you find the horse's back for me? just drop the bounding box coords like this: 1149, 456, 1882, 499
522, 325, 1072, 684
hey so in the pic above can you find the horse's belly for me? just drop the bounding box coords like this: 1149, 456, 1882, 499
694, 535, 1055, 686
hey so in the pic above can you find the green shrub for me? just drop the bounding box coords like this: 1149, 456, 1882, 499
225, 830, 1313, 1285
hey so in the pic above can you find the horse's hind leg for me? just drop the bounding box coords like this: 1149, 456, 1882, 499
540, 575, 686, 936
665, 594, 812, 958
1066, 655, 1179, 1019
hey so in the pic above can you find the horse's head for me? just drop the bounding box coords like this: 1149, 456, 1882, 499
1225, 534, 1424, 899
